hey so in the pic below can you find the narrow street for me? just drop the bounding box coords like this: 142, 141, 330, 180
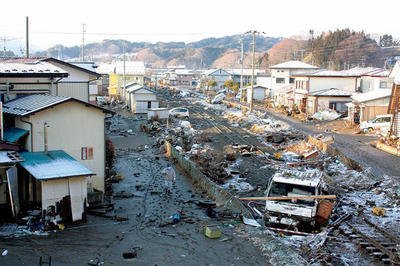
0, 110, 269, 266
258, 107, 400, 178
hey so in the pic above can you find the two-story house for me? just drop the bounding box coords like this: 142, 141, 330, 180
97, 61, 145, 99
0, 58, 101, 103
269, 60, 319, 99
351, 69, 393, 122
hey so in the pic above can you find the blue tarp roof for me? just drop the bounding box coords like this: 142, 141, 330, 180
3, 127, 29, 143
19, 150, 94, 180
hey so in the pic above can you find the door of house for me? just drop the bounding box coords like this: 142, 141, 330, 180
301, 98, 307, 113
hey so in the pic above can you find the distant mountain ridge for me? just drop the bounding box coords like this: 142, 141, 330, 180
34, 34, 281, 68
33, 30, 400, 69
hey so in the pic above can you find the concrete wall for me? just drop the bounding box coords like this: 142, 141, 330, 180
164, 142, 307, 265
41, 176, 87, 222
360, 76, 393, 92
256, 76, 272, 88
165, 141, 253, 216
15, 101, 106, 192
309, 77, 356, 93
315, 96, 351, 111
271, 69, 290, 92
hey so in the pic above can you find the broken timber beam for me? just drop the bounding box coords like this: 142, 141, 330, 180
239, 195, 336, 201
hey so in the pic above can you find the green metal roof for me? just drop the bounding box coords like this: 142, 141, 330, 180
3, 127, 29, 143
19, 150, 94, 180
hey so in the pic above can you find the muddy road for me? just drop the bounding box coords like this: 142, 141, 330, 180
0, 110, 269, 266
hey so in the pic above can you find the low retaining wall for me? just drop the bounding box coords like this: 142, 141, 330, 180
307, 135, 363, 171
165, 141, 252, 217
376, 142, 400, 157
165, 141, 307, 265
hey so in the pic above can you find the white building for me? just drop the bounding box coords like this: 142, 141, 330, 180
292, 69, 363, 113
0, 58, 101, 103
43, 58, 101, 103
19, 150, 93, 222
0, 58, 68, 102
245, 85, 269, 101
204, 69, 232, 90
345, 68, 394, 122
269, 60, 319, 97
126, 86, 159, 113
3, 94, 113, 193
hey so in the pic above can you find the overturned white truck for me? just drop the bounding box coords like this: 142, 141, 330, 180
264, 169, 333, 228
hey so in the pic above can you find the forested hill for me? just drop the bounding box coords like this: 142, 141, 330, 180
34, 30, 400, 69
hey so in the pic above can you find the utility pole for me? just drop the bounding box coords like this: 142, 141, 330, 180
299, 49, 305, 60
81, 24, 86, 61
2, 37, 6, 55
122, 43, 126, 100
26, 16, 29, 58
249, 30, 256, 113
240, 35, 245, 102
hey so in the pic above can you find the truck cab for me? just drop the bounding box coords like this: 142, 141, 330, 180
264, 169, 322, 227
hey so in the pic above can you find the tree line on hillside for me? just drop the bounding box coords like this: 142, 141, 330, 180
260, 29, 400, 71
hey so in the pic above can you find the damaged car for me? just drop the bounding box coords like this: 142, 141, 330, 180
264, 170, 327, 228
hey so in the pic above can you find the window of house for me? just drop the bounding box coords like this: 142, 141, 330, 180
379, 81, 388, 88
289, 78, 295, 84
81, 147, 93, 160
276, 78, 285, 84
148, 101, 152, 108
329, 102, 349, 114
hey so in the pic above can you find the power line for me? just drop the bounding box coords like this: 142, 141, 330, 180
32, 30, 243, 37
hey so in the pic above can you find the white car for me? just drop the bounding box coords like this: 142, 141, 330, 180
211, 93, 225, 104
360, 114, 392, 133
169, 107, 189, 119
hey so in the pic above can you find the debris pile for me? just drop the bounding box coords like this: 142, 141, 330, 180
311, 110, 341, 121
224, 111, 290, 134
191, 149, 230, 184
378, 135, 400, 149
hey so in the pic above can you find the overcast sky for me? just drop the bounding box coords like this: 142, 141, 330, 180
1, 0, 399, 50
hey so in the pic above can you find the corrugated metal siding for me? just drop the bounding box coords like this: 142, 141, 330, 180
253, 89, 265, 100
13, 83, 52, 92
58, 82, 88, 102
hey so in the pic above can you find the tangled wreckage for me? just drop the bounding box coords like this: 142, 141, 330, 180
241, 169, 335, 230
139, 90, 400, 264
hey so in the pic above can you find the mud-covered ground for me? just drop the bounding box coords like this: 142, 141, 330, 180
160, 88, 400, 265
0, 110, 269, 266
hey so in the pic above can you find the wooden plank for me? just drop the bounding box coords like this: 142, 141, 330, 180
239, 195, 336, 201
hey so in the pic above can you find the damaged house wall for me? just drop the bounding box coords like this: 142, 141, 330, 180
15, 101, 106, 192
41, 176, 87, 222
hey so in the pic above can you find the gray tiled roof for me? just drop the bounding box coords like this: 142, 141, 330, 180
309, 88, 353, 97
0, 60, 68, 76
3, 94, 70, 116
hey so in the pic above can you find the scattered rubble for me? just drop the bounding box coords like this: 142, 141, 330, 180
312, 110, 341, 121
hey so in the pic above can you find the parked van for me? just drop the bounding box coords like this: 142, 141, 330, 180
360, 114, 392, 133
